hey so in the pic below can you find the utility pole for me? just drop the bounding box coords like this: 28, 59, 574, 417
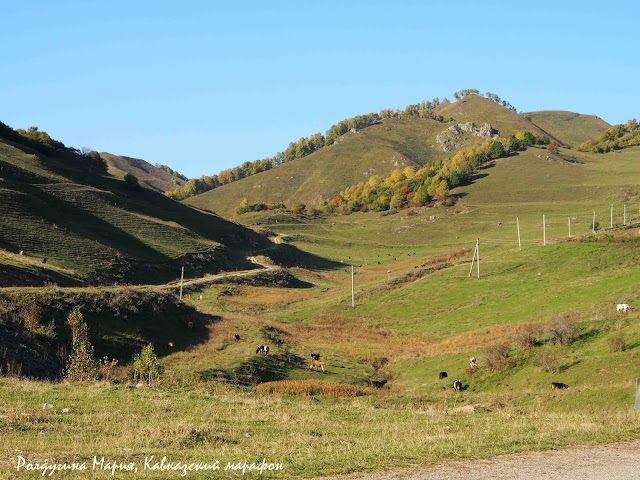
469, 239, 480, 278
611, 204, 614, 229
568, 217, 571, 238
624, 204, 627, 226
351, 265, 355, 308
476, 239, 480, 278
543, 214, 546, 246
593, 211, 596, 234
517, 217, 522, 251
179, 265, 184, 300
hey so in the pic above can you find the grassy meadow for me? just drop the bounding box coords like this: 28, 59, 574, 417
2, 142, 640, 477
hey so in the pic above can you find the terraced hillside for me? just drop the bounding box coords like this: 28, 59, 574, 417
523, 110, 611, 146
101, 152, 187, 193
185, 95, 577, 217
0, 138, 270, 286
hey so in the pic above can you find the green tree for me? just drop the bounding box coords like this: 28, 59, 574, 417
124, 173, 140, 189
489, 141, 506, 159
63, 308, 98, 382
132, 344, 163, 386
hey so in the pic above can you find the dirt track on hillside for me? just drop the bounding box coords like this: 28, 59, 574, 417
313, 439, 640, 480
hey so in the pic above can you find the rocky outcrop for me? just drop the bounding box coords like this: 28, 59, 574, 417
435, 123, 500, 152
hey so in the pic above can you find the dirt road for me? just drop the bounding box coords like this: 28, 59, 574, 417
314, 439, 640, 480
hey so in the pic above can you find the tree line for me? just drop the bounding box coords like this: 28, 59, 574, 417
576, 119, 639, 153
166, 94, 471, 201
235, 131, 550, 217
0, 122, 107, 173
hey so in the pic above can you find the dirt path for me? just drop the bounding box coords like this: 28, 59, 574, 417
313, 439, 640, 480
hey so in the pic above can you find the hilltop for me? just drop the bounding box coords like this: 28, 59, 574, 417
185, 95, 573, 217
522, 110, 611, 146
100, 152, 187, 193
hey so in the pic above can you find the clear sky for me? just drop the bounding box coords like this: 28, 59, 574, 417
2, 1, 638, 178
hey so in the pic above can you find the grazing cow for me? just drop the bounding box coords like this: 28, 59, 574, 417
469, 356, 478, 368
453, 380, 462, 392
551, 382, 569, 390
371, 379, 387, 388
310, 353, 320, 361
617, 304, 632, 313
256, 345, 269, 355
42, 257, 47, 264
234, 334, 241, 342
309, 360, 325, 372
439, 371, 448, 380
167, 342, 173, 350
19, 251, 24, 256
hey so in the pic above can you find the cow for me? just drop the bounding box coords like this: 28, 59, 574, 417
469, 356, 478, 368
439, 371, 448, 380
551, 382, 569, 390
310, 353, 320, 361
309, 360, 325, 372
371, 379, 387, 388
617, 304, 632, 313
453, 380, 462, 392
234, 334, 241, 342
19, 250, 24, 256
42, 257, 47, 264
256, 345, 269, 355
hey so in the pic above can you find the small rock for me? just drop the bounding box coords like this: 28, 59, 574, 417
123, 447, 133, 452
0, 414, 8, 419
135, 383, 144, 388
20, 413, 31, 417
245, 433, 252, 438
43, 403, 54, 410
61, 408, 70, 414
39, 431, 45, 436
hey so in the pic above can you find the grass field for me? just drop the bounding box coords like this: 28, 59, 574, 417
523, 110, 611, 147
2, 132, 640, 477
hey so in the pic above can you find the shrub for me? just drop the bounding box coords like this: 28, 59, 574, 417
124, 173, 140, 189
534, 344, 563, 373
548, 314, 575, 346
607, 331, 626, 352
256, 380, 372, 397
19, 300, 41, 331
64, 341, 98, 381
484, 343, 511, 371
98, 356, 119, 381
64, 308, 98, 382
512, 324, 542, 352
132, 344, 163, 385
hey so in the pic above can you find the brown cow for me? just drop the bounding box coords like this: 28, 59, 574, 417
551, 382, 569, 390
309, 360, 325, 372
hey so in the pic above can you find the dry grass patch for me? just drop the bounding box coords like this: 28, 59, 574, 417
256, 379, 373, 397
222, 286, 318, 306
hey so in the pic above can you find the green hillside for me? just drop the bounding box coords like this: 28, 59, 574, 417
186, 95, 560, 217
0, 135, 271, 286
100, 152, 187, 193
523, 110, 611, 146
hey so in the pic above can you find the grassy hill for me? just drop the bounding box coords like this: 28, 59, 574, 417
100, 152, 187, 193
3, 145, 640, 478
523, 110, 611, 146
0, 135, 272, 286
185, 95, 572, 217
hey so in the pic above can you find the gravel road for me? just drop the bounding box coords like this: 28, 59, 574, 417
313, 439, 640, 480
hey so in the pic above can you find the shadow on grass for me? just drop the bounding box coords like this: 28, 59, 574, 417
199, 352, 307, 386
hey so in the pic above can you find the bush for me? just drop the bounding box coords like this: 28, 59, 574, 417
484, 343, 511, 371
132, 344, 163, 385
607, 331, 626, 352
534, 344, 563, 373
511, 324, 542, 352
64, 308, 98, 382
548, 314, 575, 346
124, 173, 140, 189
64, 341, 98, 381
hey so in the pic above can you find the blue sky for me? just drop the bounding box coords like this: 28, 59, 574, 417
2, 1, 638, 178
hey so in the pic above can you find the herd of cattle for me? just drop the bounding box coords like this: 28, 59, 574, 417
202, 301, 638, 392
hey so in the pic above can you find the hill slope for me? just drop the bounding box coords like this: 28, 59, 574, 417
186, 95, 561, 217
0, 135, 271, 286
100, 152, 187, 193
523, 110, 610, 146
